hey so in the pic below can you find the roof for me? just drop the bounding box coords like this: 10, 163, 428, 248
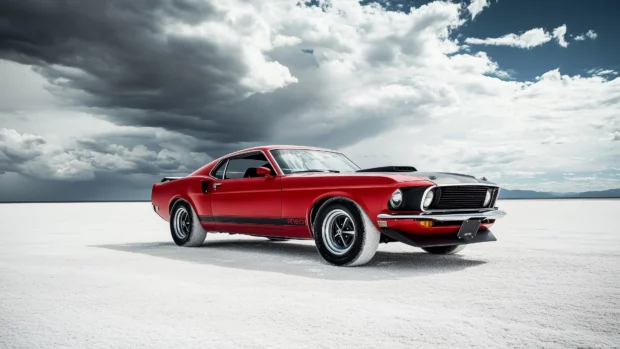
227, 144, 338, 155
189, 144, 341, 176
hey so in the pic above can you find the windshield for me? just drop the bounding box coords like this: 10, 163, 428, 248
270, 149, 361, 174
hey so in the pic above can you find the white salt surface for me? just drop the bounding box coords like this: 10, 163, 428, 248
1, 200, 619, 348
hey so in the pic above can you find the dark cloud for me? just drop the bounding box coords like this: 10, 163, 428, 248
0, 128, 46, 173
0, 0, 295, 148
0, 0, 433, 158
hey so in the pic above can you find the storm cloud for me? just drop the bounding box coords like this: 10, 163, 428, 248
0, 0, 463, 153
0, 0, 299, 146
1, 0, 619, 200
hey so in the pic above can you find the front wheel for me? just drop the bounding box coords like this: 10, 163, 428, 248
421, 245, 466, 255
313, 202, 380, 267
170, 201, 207, 247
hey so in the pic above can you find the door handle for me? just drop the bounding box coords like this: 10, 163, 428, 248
213, 183, 222, 190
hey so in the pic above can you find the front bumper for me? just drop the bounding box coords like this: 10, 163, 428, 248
376, 209, 506, 247
377, 209, 507, 222
380, 228, 497, 248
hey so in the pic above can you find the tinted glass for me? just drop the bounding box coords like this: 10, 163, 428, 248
224, 153, 273, 179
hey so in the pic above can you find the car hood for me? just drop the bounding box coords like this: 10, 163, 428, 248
367, 171, 489, 185
289, 171, 494, 185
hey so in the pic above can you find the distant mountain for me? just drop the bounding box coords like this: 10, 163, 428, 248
498, 189, 555, 199
575, 188, 620, 198
499, 188, 620, 199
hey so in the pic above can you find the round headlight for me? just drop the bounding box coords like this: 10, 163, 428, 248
423, 190, 435, 209
483, 189, 492, 206
389, 189, 403, 208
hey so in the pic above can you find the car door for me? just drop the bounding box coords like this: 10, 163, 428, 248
209, 151, 283, 236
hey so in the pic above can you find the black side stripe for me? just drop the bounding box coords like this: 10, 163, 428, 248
199, 216, 306, 226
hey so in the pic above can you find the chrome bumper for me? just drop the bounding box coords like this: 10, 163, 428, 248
377, 209, 507, 222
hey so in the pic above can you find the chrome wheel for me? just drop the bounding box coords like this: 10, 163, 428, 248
173, 206, 192, 239
321, 209, 356, 255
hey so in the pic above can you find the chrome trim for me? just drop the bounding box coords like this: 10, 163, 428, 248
208, 159, 227, 180
419, 183, 502, 212
377, 209, 507, 222
426, 182, 501, 187
425, 207, 497, 213
389, 188, 403, 209
221, 159, 230, 179
493, 187, 502, 206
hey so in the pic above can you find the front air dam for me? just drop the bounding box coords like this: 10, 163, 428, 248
380, 228, 497, 248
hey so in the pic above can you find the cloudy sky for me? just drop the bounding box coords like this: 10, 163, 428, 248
1, 0, 619, 201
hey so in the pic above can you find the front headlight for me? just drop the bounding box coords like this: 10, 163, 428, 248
389, 189, 403, 209
483, 189, 492, 206
422, 190, 434, 209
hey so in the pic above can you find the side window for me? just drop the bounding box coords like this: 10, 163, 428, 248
211, 160, 228, 179
224, 153, 275, 179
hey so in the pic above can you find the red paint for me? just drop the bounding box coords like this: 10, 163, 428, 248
151, 145, 483, 239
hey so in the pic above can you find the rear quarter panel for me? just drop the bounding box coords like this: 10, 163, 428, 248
151, 176, 214, 222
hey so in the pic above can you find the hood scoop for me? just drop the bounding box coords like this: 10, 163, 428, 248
356, 166, 417, 173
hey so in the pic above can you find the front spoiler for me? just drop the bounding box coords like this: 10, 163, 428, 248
377, 209, 507, 222
380, 228, 497, 248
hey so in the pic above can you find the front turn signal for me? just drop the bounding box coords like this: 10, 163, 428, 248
419, 220, 433, 228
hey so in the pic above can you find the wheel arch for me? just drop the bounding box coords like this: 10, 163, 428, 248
307, 193, 374, 237
168, 195, 198, 215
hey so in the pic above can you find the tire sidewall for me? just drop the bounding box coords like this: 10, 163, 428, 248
170, 201, 193, 246
313, 202, 366, 266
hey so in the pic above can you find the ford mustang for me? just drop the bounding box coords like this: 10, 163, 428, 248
151, 145, 507, 266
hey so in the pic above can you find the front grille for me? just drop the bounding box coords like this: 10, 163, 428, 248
431, 186, 496, 210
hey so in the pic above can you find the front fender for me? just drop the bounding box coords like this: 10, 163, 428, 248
306, 191, 380, 233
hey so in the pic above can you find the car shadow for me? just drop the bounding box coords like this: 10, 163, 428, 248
95, 237, 487, 281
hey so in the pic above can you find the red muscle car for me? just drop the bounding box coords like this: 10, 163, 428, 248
151, 145, 507, 266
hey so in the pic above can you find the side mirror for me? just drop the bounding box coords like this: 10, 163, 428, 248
256, 167, 273, 177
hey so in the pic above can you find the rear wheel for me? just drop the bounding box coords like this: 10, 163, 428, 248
421, 245, 466, 255
170, 201, 207, 247
313, 202, 379, 266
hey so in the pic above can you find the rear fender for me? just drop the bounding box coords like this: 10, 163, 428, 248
152, 177, 205, 222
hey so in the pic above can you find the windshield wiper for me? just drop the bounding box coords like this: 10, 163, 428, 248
291, 169, 340, 173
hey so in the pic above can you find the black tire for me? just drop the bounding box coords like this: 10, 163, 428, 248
421, 245, 466, 255
169, 201, 207, 247
267, 237, 289, 242
312, 201, 380, 266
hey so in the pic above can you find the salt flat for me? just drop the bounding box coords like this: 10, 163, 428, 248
0, 200, 619, 349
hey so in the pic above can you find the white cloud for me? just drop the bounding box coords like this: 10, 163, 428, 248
467, 0, 490, 20
587, 68, 619, 78
575, 29, 597, 41
466, 25, 571, 49
552, 24, 568, 47
465, 28, 552, 49
340, 67, 620, 191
